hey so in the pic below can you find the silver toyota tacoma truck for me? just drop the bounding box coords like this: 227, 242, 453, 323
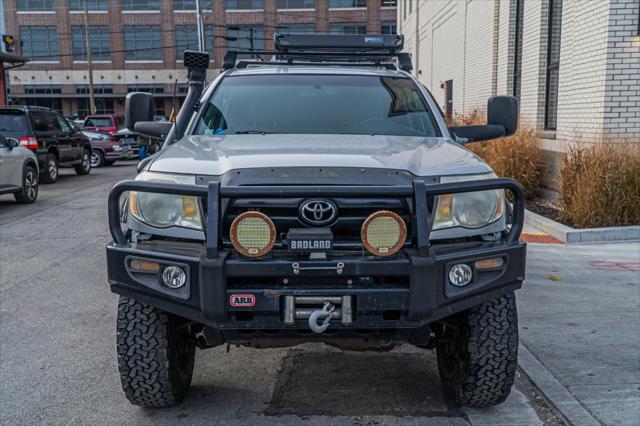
107, 35, 526, 408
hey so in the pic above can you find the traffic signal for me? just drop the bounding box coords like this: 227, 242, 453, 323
3, 35, 15, 53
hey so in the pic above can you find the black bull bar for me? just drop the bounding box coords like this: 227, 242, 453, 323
107, 178, 525, 324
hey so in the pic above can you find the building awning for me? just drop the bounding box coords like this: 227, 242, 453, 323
0, 52, 28, 67
8, 92, 187, 99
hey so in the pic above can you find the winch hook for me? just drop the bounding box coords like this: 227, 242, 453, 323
308, 301, 335, 333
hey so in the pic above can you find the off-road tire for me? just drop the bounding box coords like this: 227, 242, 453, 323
40, 153, 58, 184
436, 292, 518, 407
14, 164, 38, 203
74, 148, 91, 175
116, 296, 195, 407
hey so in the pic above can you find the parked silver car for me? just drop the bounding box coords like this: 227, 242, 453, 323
0, 136, 39, 203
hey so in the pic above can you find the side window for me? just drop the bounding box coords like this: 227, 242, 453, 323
30, 111, 49, 132
45, 112, 62, 132
57, 115, 72, 132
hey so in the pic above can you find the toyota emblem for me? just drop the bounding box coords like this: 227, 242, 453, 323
299, 200, 338, 226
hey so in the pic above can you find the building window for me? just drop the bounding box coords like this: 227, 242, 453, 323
276, 23, 316, 35
77, 98, 114, 117
128, 85, 164, 93
174, 0, 196, 9
329, 0, 366, 8
76, 85, 113, 94
124, 26, 163, 60
175, 25, 214, 57
512, 0, 524, 100
545, 0, 563, 130
21, 86, 62, 111
72, 26, 111, 61
68, 0, 107, 11
381, 22, 397, 35
382, 0, 397, 7
330, 23, 367, 35
121, 0, 159, 11
16, 0, 55, 11
19, 26, 59, 61
227, 25, 265, 56
226, 0, 264, 10
277, 0, 315, 8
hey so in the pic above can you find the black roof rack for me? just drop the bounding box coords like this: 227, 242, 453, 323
223, 33, 413, 72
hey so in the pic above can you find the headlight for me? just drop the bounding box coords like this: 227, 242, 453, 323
432, 174, 505, 230
112, 145, 122, 151
129, 172, 202, 230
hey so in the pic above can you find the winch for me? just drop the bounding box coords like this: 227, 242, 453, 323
283, 295, 353, 333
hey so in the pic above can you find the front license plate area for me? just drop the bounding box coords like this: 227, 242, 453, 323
287, 228, 333, 252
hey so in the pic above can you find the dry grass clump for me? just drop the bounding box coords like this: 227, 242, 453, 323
560, 143, 640, 228
449, 110, 543, 199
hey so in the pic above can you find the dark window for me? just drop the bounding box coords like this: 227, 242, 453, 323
330, 23, 367, 35
444, 79, 453, 119
76, 85, 113, 94
381, 22, 397, 35
513, 0, 524, 100
329, 0, 366, 7
545, 0, 563, 130
30, 111, 62, 132
277, 0, 315, 8
196, 75, 439, 137
175, 25, 214, 57
68, 0, 107, 11
173, 0, 196, 9
276, 23, 316, 35
19, 26, 59, 60
72, 26, 111, 61
24, 85, 62, 95
124, 26, 163, 60
226, 0, 264, 9
382, 0, 397, 6
16, 0, 55, 11
127, 85, 164, 93
77, 99, 114, 118
0, 112, 28, 138
121, 0, 159, 10
227, 26, 265, 56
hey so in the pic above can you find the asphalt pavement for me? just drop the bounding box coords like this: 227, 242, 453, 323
0, 161, 637, 425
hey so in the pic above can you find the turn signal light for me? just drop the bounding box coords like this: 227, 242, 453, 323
474, 257, 505, 270
361, 211, 407, 256
129, 259, 160, 273
230, 211, 276, 257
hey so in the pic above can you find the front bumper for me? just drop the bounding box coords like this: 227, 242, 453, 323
106, 178, 527, 330
107, 241, 525, 329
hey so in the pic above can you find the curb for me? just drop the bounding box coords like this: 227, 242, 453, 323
518, 343, 601, 426
524, 209, 640, 244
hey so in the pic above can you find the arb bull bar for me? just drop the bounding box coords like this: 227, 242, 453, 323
107, 178, 526, 330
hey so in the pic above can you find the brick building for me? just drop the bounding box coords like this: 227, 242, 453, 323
3, 0, 397, 117
399, 0, 639, 190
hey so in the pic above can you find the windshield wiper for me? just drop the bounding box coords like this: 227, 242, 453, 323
234, 130, 271, 135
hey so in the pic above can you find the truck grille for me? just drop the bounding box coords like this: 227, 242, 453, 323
221, 197, 412, 250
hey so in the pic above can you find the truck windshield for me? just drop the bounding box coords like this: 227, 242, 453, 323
195, 74, 440, 137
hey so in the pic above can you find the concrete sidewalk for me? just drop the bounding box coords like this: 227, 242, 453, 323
519, 242, 640, 425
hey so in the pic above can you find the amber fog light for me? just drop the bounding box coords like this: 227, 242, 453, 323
361, 211, 407, 256
230, 211, 276, 257
474, 257, 504, 270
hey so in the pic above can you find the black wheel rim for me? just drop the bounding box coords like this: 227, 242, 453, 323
25, 170, 38, 200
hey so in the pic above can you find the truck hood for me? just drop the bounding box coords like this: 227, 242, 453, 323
148, 134, 492, 177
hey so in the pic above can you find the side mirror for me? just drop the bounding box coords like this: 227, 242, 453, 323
134, 121, 173, 140
449, 96, 519, 143
1, 137, 19, 149
125, 92, 155, 132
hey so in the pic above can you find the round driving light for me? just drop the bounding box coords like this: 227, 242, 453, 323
361, 211, 407, 256
161, 265, 187, 289
230, 211, 276, 257
449, 264, 473, 287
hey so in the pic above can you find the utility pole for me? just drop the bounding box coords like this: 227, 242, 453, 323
83, 0, 96, 114
195, 0, 205, 51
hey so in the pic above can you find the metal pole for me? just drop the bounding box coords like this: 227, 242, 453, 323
83, 0, 96, 115
195, 0, 205, 52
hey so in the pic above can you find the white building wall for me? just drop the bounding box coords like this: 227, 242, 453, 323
398, 0, 640, 146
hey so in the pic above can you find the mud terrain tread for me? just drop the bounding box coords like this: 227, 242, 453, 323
437, 292, 518, 407
116, 296, 191, 407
